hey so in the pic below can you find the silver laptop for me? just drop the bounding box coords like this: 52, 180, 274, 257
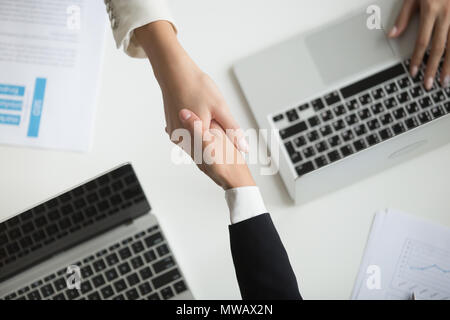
0, 163, 193, 300
234, 0, 450, 203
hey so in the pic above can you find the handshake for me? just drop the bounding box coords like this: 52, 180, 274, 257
174, 109, 255, 191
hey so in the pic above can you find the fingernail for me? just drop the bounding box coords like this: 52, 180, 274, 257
180, 110, 191, 121
388, 26, 397, 38
411, 66, 419, 78
425, 77, 434, 90
238, 137, 249, 153
443, 75, 450, 88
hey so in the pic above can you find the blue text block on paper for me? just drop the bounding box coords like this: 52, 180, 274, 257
0, 113, 20, 125
0, 84, 25, 97
27, 78, 47, 138
0, 99, 22, 111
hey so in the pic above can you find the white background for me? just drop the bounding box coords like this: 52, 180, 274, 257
0, 0, 449, 299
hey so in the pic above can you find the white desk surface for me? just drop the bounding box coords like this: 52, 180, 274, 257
1, 0, 449, 299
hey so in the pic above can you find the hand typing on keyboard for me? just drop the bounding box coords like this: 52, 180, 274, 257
177, 109, 255, 190
389, 0, 450, 90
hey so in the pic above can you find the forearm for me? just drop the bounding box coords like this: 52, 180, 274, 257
134, 21, 199, 89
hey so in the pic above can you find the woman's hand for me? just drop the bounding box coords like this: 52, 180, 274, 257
135, 21, 248, 152
389, 0, 450, 90
177, 109, 255, 190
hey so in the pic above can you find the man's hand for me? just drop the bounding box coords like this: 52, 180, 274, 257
177, 109, 255, 190
134, 21, 248, 152
389, 0, 450, 89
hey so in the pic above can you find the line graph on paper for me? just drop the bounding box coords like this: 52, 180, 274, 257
390, 238, 450, 300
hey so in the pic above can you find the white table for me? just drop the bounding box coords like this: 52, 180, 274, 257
1, 0, 449, 299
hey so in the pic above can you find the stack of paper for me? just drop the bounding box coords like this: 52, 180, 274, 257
353, 209, 450, 300
0, 0, 107, 151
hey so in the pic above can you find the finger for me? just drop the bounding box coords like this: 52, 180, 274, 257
214, 107, 249, 153
424, 19, 449, 90
389, 0, 419, 38
179, 109, 203, 135
410, 8, 437, 78
440, 32, 450, 87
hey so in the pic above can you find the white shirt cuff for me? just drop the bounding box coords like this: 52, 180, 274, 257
108, 0, 177, 58
225, 186, 267, 225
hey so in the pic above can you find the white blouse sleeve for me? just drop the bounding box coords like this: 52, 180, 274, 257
105, 0, 177, 58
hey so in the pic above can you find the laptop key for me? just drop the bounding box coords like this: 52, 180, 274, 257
418, 111, 432, 124
27, 290, 41, 300
53, 293, 66, 300
118, 262, 131, 275
379, 128, 392, 140
152, 268, 182, 290
286, 109, 299, 122
161, 287, 174, 300
279, 121, 307, 140
405, 117, 419, 129
345, 114, 358, 126
418, 96, 432, 109
340, 145, 354, 157
40, 284, 55, 298
174, 280, 187, 294
93, 259, 106, 272
113, 279, 127, 293
131, 256, 144, 269
153, 256, 176, 274
431, 106, 444, 118
106, 252, 119, 265
144, 249, 157, 263
87, 292, 101, 300
101, 285, 114, 299
126, 288, 139, 300
315, 141, 328, 153
144, 233, 164, 248
80, 280, 93, 294
147, 292, 160, 300
92, 274, 106, 288
392, 123, 406, 135
105, 268, 119, 281
66, 289, 80, 299
314, 156, 328, 168
311, 98, 325, 111
406, 102, 419, 114
296, 161, 314, 176
126, 273, 140, 287
118, 247, 132, 260
324, 91, 341, 106
138, 282, 152, 295
346, 99, 359, 111
294, 136, 307, 147
273, 114, 284, 122
139, 266, 153, 280
366, 134, 380, 146
353, 139, 366, 152
307, 130, 320, 143
327, 150, 341, 163
157, 244, 170, 257
53, 278, 66, 291
307, 116, 320, 127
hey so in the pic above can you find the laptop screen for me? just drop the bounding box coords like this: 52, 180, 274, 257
0, 164, 151, 282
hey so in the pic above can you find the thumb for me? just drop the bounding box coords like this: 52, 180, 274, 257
389, 0, 418, 38
179, 109, 202, 133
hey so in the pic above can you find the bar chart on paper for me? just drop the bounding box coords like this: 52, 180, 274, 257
390, 239, 450, 300
352, 209, 450, 300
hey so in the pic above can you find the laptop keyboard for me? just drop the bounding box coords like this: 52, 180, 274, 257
2, 225, 188, 300
0, 164, 150, 282
273, 54, 450, 177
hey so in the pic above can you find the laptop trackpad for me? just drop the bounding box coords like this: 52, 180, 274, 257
305, 13, 396, 85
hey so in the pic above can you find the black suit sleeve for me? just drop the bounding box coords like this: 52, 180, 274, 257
228, 213, 302, 300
